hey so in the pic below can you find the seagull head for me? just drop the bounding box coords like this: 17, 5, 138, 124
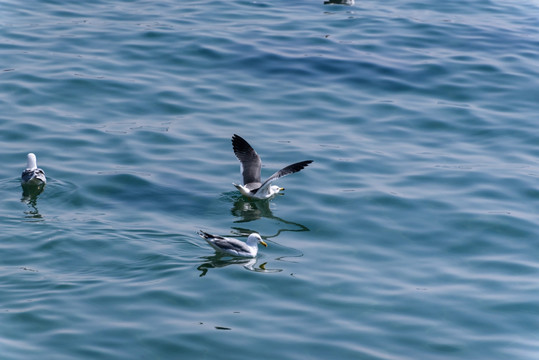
269, 185, 285, 196
247, 233, 267, 247
26, 153, 38, 170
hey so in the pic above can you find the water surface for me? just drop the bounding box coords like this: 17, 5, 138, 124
1, 1, 538, 359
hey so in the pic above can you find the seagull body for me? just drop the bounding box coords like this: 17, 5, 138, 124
21, 153, 46, 186
231, 134, 313, 199
198, 230, 267, 258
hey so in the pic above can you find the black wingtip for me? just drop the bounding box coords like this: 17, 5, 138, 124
231, 134, 247, 146
231, 134, 256, 157
297, 160, 313, 169
278, 160, 313, 177
231, 134, 244, 144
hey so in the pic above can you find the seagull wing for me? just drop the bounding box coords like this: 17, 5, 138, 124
257, 160, 313, 193
198, 231, 250, 255
21, 168, 46, 184
210, 237, 250, 254
21, 169, 34, 183
232, 134, 262, 185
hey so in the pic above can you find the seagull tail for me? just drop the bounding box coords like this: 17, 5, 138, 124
232, 183, 242, 191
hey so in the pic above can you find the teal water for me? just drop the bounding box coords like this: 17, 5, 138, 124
1, 0, 538, 359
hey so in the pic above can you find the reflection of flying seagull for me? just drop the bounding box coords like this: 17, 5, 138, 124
21, 153, 47, 186
198, 231, 267, 258
231, 134, 313, 199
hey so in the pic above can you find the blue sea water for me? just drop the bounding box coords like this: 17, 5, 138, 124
1, 0, 538, 359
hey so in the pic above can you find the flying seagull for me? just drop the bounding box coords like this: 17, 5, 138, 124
198, 230, 267, 258
21, 153, 46, 186
231, 134, 313, 199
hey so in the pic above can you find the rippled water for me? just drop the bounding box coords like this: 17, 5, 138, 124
1, 1, 538, 359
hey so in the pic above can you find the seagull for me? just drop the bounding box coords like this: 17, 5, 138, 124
231, 134, 313, 199
198, 230, 267, 258
21, 153, 46, 186
324, 0, 355, 5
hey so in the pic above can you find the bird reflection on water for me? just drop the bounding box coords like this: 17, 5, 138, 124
197, 255, 271, 277
230, 195, 309, 256
21, 184, 44, 219
231, 195, 309, 231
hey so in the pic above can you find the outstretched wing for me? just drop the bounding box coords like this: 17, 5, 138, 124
257, 160, 313, 193
232, 134, 262, 185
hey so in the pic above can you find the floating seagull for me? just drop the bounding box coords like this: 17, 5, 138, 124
21, 153, 46, 186
324, 0, 355, 5
198, 230, 267, 258
231, 134, 313, 199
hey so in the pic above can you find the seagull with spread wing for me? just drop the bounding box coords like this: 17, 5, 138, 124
231, 134, 313, 199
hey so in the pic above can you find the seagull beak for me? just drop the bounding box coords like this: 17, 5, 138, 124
260, 240, 268, 247
279, 187, 285, 191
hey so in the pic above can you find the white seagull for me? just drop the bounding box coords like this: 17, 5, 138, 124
231, 134, 313, 199
21, 153, 46, 186
198, 230, 267, 258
